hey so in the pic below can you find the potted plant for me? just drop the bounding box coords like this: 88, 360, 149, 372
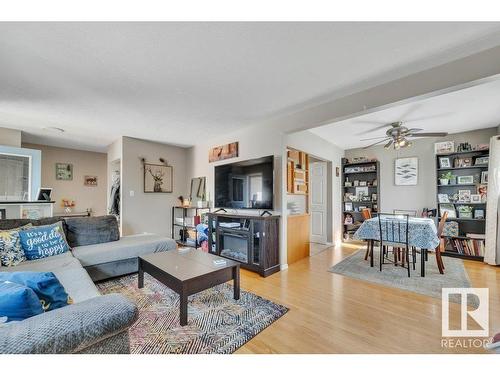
440, 171, 454, 185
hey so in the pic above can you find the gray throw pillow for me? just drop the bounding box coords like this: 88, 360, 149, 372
64, 215, 119, 247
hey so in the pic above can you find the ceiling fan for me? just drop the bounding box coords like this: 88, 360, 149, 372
361, 121, 448, 150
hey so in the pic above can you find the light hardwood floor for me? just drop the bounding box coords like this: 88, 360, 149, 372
236, 242, 500, 354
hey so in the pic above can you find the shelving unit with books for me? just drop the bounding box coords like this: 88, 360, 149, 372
435, 143, 489, 261
341, 158, 380, 240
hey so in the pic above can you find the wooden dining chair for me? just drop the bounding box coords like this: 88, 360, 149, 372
361, 208, 372, 260
434, 211, 448, 274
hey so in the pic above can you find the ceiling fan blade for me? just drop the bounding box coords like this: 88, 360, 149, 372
383, 140, 393, 149
405, 128, 423, 133
408, 132, 448, 137
363, 138, 391, 149
360, 135, 390, 141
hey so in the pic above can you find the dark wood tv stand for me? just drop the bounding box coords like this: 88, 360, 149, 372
207, 212, 280, 277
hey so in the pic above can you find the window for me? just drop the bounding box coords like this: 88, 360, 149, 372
0, 153, 31, 201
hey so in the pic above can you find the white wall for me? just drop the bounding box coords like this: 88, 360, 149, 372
344, 127, 497, 214
285, 130, 345, 246
0, 127, 21, 147
121, 136, 189, 236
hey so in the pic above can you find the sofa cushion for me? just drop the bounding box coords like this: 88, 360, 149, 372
0, 281, 44, 322
0, 224, 32, 267
19, 222, 70, 260
64, 215, 119, 247
71, 233, 177, 267
0, 272, 72, 311
0, 252, 100, 303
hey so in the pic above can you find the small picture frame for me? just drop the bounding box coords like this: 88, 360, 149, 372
353, 180, 359, 187
454, 157, 472, 168
470, 194, 481, 204
434, 141, 454, 154
344, 213, 353, 225
457, 175, 474, 185
439, 203, 456, 219
437, 194, 450, 203
439, 157, 451, 168
481, 171, 488, 184
457, 190, 471, 203
474, 209, 485, 219
474, 156, 489, 166
84, 175, 98, 187
344, 181, 352, 187
371, 193, 377, 202
459, 211, 473, 219
55, 163, 73, 181
359, 181, 367, 187
344, 202, 353, 212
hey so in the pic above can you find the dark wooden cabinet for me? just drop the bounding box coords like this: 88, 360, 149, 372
208, 213, 280, 277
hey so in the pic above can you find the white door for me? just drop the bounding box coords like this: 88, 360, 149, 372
310, 161, 328, 244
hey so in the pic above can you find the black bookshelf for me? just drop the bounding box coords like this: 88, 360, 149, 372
435, 148, 489, 261
341, 158, 380, 240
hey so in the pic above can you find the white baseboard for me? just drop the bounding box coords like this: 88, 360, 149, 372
280, 263, 288, 271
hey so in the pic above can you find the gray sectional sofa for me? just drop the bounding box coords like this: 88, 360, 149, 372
0, 215, 177, 354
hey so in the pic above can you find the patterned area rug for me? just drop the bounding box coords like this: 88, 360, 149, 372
97, 274, 288, 354
329, 248, 478, 307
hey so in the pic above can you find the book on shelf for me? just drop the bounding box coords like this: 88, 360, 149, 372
450, 237, 485, 257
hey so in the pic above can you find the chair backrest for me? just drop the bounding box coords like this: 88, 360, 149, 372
393, 209, 417, 217
377, 213, 409, 245
361, 208, 372, 220
437, 211, 448, 237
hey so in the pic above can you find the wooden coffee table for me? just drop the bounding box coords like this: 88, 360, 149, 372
138, 249, 240, 326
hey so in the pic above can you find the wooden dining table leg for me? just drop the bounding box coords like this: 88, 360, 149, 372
369, 240, 374, 268
421, 249, 426, 277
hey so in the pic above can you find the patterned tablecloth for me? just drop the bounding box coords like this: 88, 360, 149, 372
354, 217, 440, 249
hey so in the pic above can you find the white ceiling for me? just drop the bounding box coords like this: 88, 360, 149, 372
1, 22, 500, 152
309, 78, 500, 150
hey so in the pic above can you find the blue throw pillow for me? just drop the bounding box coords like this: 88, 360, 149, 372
0, 272, 73, 311
19, 222, 70, 260
0, 281, 44, 321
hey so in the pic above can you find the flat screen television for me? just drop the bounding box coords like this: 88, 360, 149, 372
214, 155, 274, 209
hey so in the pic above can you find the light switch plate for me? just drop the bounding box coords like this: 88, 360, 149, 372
129, 190, 135, 197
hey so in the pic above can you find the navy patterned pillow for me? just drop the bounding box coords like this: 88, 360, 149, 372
0, 224, 32, 267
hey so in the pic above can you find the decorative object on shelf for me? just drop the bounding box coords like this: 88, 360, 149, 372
439, 203, 456, 219
474, 209, 485, 219
209, 141, 239, 163
345, 165, 376, 173
457, 175, 474, 185
474, 156, 489, 166
144, 162, 173, 193
359, 181, 367, 186
457, 142, 472, 152
470, 194, 482, 204
457, 190, 471, 203
371, 193, 377, 202
344, 213, 353, 225
439, 157, 451, 168
61, 198, 75, 214
177, 196, 191, 207
355, 186, 369, 199
442, 221, 459, 237
435, 141, 454, 154
395, 157, 418, 186
475, 144, 489, 151
438, 193, 450, 203
439, 171, 454, 185
457, 205, 473, 219
372, 179, 378, 186
83, 175, 97, 186
344, 181, 352, 187
481, 171, 488, 184
344, 202, 353, 212
478, 184, 487, 202
55, 163, 73, 181
454, 157, 472, 168
353, 180, 359, 186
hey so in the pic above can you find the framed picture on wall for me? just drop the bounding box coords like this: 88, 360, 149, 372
144, 163, 173, 193
395, 157, 418, 186
84, 176, 98, 187
55, 163, 73, 180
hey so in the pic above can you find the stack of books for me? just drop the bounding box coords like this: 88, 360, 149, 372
450, 234, 485, 257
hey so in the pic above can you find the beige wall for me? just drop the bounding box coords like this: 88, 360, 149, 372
22, 143, 108, 216
344, 127, 497, 214
121, 137, 189, 236
0, 127, 21, 147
